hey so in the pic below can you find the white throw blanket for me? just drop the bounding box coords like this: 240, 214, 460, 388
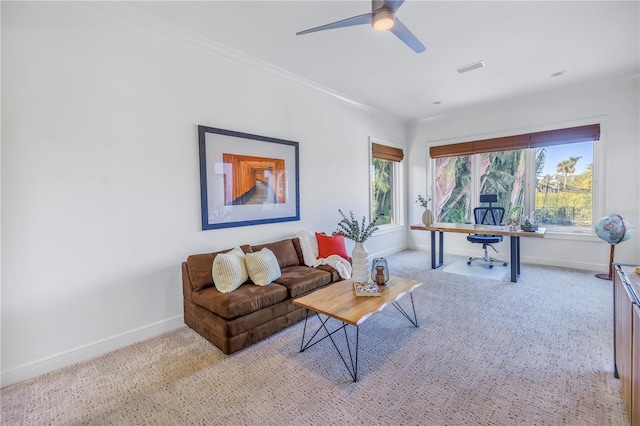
311, 255, 352, 280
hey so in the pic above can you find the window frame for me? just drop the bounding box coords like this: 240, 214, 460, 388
370, 137, 405, 232
427, 118, 605, 238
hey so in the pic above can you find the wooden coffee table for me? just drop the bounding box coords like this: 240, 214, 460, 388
292, 276, 423, 382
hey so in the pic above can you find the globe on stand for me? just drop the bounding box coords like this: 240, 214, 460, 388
594, 214, 634, 280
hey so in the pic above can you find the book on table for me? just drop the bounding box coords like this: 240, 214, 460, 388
353, 282, 381, 297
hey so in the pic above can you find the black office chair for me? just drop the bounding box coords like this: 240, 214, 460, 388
467, 194, 508, 269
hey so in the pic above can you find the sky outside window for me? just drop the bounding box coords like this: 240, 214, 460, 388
540, 142, 593, 176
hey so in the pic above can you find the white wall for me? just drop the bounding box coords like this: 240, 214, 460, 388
407, 75, 640, 270
0, 2, 407, 385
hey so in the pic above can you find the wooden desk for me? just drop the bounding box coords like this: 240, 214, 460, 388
410, 222, 545, 282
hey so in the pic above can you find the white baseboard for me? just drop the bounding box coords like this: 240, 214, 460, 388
370, 243, 408, 259
1, 315, 185, 388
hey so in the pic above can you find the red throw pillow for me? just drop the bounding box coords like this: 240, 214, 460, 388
315, 233, 350, 260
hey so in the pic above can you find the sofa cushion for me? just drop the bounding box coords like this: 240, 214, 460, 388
291, 238, 305, 266
212, 247, 248, 294
251, 239, 301, 269
316, 233, 350, 260
186, 245, 253, 292
275, 266, 332, 298
245, 248, 281, 286
295, 230, 319, 266
193, 283, 289, 320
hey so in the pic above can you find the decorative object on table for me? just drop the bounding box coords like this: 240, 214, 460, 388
350, 242, 369, 283
198, 126, 300, 230
336, 209, 379, 283
520, 211, 539, 232
504, 217, 520, 232
370, 257, 389, 285
594, 214, 635, 280
353, 281, 381, 297
416, 194, 434, 227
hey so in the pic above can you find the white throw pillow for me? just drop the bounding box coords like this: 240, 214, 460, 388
245, 248, 281, 286
295, 229, 319, 267
212, 247, 248, 293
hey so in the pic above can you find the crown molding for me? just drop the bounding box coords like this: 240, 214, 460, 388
82, 1, 377, 114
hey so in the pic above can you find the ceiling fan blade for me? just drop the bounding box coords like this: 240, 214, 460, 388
390, 17, 426, 53
296, 13, 373, 36
383, 0, 405, 13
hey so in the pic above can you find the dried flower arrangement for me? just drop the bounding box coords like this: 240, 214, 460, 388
416, 194, 432, 209
335, 209, 379, 243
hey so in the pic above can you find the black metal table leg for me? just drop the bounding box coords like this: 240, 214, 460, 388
392, 293, 419, 327
298, 292, 420, 382
430, 230, 444, 269
516, 237, 521, 277
509, 236, 521, 282
299, 313, 359, 382
299, 309, 310, 352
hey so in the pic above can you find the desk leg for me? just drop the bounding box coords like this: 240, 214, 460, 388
509, 236, 521, 282
430, 231, 444, 269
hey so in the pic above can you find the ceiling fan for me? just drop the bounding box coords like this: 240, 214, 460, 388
296, 0, 425, 53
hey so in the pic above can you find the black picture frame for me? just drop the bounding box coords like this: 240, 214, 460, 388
198, 125, 300, 230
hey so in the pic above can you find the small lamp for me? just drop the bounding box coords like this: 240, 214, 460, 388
370, 257, 389, 285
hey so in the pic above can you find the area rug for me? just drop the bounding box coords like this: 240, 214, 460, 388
0, 250, 626, 425
442, 259, 509, 281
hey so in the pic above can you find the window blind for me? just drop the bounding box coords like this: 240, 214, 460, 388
372, 143, 404, 162
429, 142, 474, 158
529, 124, 601, 148
429, 124, 600, 158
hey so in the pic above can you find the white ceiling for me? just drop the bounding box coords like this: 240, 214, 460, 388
123, 1, 640, 121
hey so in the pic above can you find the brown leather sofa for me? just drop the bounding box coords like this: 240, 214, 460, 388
181, 237, 343, 355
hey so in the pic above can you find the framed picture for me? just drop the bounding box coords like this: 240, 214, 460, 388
198, 125, 300, 230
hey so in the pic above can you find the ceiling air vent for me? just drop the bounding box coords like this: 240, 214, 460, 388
456, 61, 486, 74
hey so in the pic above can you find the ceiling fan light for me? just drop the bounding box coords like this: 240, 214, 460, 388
373, 9, 394, 31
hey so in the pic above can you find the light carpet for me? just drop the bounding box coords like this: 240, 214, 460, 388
442, 259, 509, 281
0, 251, 627, 425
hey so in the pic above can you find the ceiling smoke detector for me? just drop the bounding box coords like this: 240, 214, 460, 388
456, 61, 486, 74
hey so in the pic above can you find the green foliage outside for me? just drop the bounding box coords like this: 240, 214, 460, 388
372, 158, 393, 225
436, 156, 471, 223
436, 150, 526, 223
536, 159, 592, 228
481, 150, 526, 219
435, 146, 593, 231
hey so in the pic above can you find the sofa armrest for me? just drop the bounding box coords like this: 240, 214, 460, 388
182, 262, 193, 303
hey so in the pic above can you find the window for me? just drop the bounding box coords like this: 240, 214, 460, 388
534, 142, 594, 232
371, 141, 404, 226
479, 150, 526, 217
434, 156, 471, 223
430, 124, 599, 233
